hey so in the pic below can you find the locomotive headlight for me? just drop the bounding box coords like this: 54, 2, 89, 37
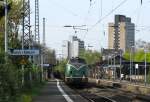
68, 66, 71, 70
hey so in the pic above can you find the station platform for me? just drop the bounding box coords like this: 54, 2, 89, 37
33, 79, 88, 102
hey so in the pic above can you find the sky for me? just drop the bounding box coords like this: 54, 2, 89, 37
30, 0, 150, 55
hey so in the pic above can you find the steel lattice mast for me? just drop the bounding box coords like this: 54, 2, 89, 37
21, 0, 31, 85
22, 0, 31, 49
35, 0, 40, 44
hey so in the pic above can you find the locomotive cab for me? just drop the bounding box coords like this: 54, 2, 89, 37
65, 57, 88, 85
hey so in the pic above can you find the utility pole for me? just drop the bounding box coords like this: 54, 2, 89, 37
130, 47, 132, 83
35, 0, 40, 43
129, 41, 134, 83
41, 18, 46, 81
4, 0, 8, 54
113, 54, 116, 80
43, 18, 46, 46
34, 0, 41, 69
23, 0, 30, 48
0, 0, 8, 61
120, 50, 122, 81
22, 0, 31, 85
144, 47, 147, 86
21, 0, 25, 86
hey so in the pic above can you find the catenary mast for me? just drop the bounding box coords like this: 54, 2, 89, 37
35, 0, 40, 44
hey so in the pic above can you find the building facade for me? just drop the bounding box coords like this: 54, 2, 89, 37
62, 40, 70, 59
62, 36, 85, 59
108, 15, 135, 51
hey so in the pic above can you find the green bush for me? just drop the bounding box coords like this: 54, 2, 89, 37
0, 57, 19, 102
20, 95, 32, 102
0, 52, 45, 102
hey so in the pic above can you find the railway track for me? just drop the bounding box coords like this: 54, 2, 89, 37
68, 83, 149, 102
79, 92, 116, 102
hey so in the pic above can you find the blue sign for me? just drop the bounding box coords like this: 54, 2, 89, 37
8, 49, 40, 55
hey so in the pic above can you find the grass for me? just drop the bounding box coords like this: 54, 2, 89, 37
17, 82, 46, 102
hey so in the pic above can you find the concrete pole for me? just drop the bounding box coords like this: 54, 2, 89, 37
130, 47, 132, 82
21, 0, 25, 86
43, 18, 46, 46
120, 51, 122, 81
4, 0, 8, 54
111, 55, 112, 79
144, 49, 147, 86
41, 18, 46, 81
41, 50, 44, 81
29, 26, 32, 83
28, 0, 32, 83
132, 46, 135, 83
113, 54, 116, 80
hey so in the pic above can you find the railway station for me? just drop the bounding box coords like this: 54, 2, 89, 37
1, 0, 150, 102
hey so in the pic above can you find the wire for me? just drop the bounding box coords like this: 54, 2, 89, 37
141, 0, 142, 5
88, 0, 128, 31
49, 0, 82, 18
100, 0, 103, 17
83, 0, 95, 24
82, 0, 95, 40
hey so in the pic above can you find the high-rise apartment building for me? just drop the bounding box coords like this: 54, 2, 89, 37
108, 15, 135, 51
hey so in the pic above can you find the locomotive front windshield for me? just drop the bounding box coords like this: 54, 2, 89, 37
69, 58, 86, 64
69, 58, 86, 68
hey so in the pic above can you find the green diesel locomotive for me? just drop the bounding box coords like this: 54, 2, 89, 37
65, 57, 88, 85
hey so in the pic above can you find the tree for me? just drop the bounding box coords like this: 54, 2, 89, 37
123, 50, 150, 62
0, 53, 20, 102
0, 1, 29, 101
80, 50, 101, 65
0, 0, 23, 52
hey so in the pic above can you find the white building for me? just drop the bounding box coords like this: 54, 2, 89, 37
62, 36, 85, 59
62, 40, 70, 59
71, 41, 79, 58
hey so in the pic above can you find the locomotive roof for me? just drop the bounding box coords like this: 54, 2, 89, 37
68, 57, 86, 64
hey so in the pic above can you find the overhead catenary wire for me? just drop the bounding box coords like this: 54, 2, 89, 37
100, 0, 105, 49
88, 0, 128, 31
135, 5, 142, 32
82, 0, 95, 40
141, 0, 142, 5
83, 0, 128, 45
49, 0, 82, 19
134, 0, 150, 39
83, 0, 95, 25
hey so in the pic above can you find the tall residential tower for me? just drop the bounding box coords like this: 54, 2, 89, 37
108, 15, 135, 51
